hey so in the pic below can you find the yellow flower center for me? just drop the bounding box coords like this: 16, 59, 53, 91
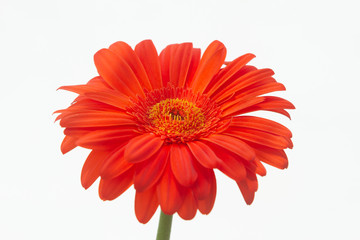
127, 87, 223, 143
148, 98, 205, 136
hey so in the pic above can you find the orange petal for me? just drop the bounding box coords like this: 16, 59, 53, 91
100, 146, 133, 179
60, 111, 135, 128
243, 158, 267, 176
216, 149, 247, 181
177, 189, 197, 220
205, 65, 257, 97
109, 41, 152, 91
213, 68, 274, 102
251, 144, 289, 169
135, 40, 163, 89
246, 172, 258, 192
94, 49, 145, 98
86, 75, 112, 87
61, 136, 77, 154
98, 168, 134, 200
58, 98, 121, 115
234, 96, 294, 119
192, 166, 215, 200
63, 127, 91, 138
190, 40, 226, 94
236, 180, 254, 205
76, 127, 137, 148
185, 48, 201, 87
134, 145, 170, 192
260, 96, 295, 109
202, 134, 255, 162
221, 97, 265, 118
230, 116, 292, 138
187, 141, 219, 168
197, 171, 216, 214
156, 164, 184, 215
169, 43, 193, 88
83, 90, 130, 110
170, 144, 198, 187
58, 84, 98, 95
57, 76, 110, 93
59, 85, 130, 110
76, 128, 137, 150
159, 44, 178, 87
232, 82, 286, 102
254, 159, 267, 176
81, 150, 109, 189
135, 186, 159, 224
206, 53, 256, 96
236, 171, 258, 205
124, 134, 164, 163
224, 128, 292, 150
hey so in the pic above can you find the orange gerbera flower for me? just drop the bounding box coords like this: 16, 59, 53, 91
55, 40, 294, 223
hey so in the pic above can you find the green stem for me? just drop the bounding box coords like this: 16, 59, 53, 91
156, 211, 173, 240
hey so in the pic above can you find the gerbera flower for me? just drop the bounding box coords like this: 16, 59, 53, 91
55, 40, 294, 224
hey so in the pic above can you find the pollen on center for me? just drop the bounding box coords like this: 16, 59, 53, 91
148, 98, 205, 135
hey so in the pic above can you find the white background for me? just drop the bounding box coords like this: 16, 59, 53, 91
1, 0, 359, 239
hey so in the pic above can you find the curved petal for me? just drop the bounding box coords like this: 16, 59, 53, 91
76, 128, 138, 150
205, 65, 257, 98
212, 68, 274, 102
257, 96, 295, 109
197, 170, 216, 214
61, 136, 77, 154
81, 150, 109, 189
232, 82, 286, 102
94, 49, 145, 98
98, 168, 134, 200
86, 76, 111, 88
109, 41, 152, 91
236, 180, 254, 205
58, 84, 102, 96
84, 90, 130, 110
57, 99, 121, 115
243, 157, 267, 176
159, 44, 178, 87
134, 145, 170, 192
156, 164, 184, 215
60, 111, 135, 128
206, 53, 256, 96
216, 150, 247, 181
169, 43, 193, 88
234, 98, 293, 119
187, 140, 219, 168
135, 40, 163, 89
124, 133, 164, 163
100, 146, 133, 179
224, 128, 292, 149
192, 166, 215, 200
178, 189, 197, 220
202, 134, 255, 162
254, 159, 267, 176
135, 186, 159, 224
190, 40, 226, 94
236, 96, 295, 117
251, 144, 289, 169
57, 76, 110, 94
221, 97, 265, 118
236, 171, 258, 205
170, 144, 198, 187
230, 116, 292, 138
185, 48, 201, 87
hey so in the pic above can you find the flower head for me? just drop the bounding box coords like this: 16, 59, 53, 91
55, 40, 294, 223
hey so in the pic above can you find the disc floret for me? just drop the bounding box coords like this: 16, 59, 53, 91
128, 87, 223, 143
